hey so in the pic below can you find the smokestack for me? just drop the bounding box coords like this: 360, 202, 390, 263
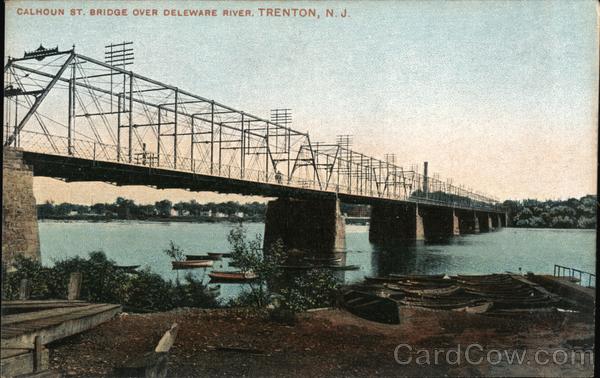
423, 161, 428, 196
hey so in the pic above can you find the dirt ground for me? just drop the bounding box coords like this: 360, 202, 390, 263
47, 306, 594, 377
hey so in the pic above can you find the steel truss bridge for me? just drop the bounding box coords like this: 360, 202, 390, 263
3, 46, 502, 211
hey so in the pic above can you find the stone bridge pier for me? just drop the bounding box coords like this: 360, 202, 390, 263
263, 197, 346, 263
2, 148, 41, 268
456, 210, 480, 234
368, 203, 424, 243
476, 212, 494, 232
369, 203, 462, 243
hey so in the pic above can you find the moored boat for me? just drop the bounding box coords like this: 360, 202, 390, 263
186, 254, 222, 261
208, 252, 224, 259
172, 260, 214, 269
340, 290, 400, 324
208, 271, 257, 282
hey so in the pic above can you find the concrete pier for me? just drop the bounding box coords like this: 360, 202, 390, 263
420, 207, 461, 240
369, 203, 425, 243
263, 197, 345, 259
458, 211, 480, 234
2, 149, 41, 267
477, 213, 493, 232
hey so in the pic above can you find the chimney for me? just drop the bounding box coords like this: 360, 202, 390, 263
423, 161, 428, 196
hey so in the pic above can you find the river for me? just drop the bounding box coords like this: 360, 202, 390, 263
38, 221, 596, 302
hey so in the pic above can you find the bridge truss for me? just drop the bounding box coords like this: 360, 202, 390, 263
3, 46, 500, 210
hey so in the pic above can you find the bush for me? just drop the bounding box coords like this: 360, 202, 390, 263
2, 250, 219, 311
227, 225, 342, 320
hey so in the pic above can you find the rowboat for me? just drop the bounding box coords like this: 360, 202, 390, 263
208, 271, 257, 282
172, 260, 214, 269
208, 252, 224, 259
186, 254, 222, 261
303, 256, 342, 263
325, 264, 360, 271
340, 290, 400, 324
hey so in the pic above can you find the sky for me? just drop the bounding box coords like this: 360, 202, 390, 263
4, 0, 598, 205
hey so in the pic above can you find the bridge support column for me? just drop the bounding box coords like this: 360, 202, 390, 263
420, 207, 461, 240
263, 197, 345, 260
2, 149, 41, 268
369, 203, 424, 243
458, 211, 480, 234
492, 214, 502, 230
477, 213, 493, 232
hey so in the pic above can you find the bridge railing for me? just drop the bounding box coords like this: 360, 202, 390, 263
15, 130, 501, 211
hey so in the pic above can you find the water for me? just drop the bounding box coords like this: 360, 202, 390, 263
39, 221, 596, 301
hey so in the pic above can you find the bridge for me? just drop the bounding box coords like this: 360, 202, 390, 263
3, 45, 506, 264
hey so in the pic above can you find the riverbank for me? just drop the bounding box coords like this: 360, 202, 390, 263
48, 306, 594, 377
38, 216, 264, 223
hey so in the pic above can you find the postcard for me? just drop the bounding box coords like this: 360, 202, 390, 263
2, 1, 597, 377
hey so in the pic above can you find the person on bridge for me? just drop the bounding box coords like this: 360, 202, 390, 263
275, 170, 283, 184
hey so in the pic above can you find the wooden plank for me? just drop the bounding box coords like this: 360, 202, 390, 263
154, 323, 179, 353
1, 304, 121, 348
33, 336, 43, 372
0, 346, 48, 377
67, 272, 82, 301
3, 300, 86, 306
2, 304, 109, 326
19, 279, 30, 301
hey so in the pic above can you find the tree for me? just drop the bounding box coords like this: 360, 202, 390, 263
37, 201, 55, 218
155, 200, 173, 217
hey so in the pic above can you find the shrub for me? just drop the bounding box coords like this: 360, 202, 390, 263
1, 249, 219, 312
227, 225, 342, 319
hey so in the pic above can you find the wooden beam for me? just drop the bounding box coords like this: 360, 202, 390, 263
67, 272, 82, 300
1, 304, 121, 348
19, 279, 30, 300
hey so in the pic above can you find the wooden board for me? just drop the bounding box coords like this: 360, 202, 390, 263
1, 303, 121, 348
0, 347, 48, 377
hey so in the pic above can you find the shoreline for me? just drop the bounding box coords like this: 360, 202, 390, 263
37, 218, 595, 231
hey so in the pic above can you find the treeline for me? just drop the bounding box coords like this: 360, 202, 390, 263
37, 197, 267, 222
503, 195, 596, 229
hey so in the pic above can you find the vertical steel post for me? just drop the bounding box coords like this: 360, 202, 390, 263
286, 127, 291, 182
265, 121, 269, 180
210, 101, 214, 174
218, 124, 222, 175
117, 94, 121, 162
240, 112, 245, 178
128, 73, 133, 163
157, 107, 161, 166
191, 116, 195, 172
67, 60, 75, 155
173, 89, 178, 169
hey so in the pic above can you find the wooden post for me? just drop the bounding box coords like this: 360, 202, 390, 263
114, 323, 179, 378
67, 272, 82, 300
19, 278, 30, 300
154, 323, 179, 353
33, 336, 43, 372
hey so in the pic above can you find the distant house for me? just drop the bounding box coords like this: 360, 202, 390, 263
234, 211, 245, 218
213, 212, 228, 218
170, 208, 178, 217
68, 210, 78, 216
200, 210, 212, 217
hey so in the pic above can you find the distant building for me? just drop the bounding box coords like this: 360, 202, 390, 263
234, 211, 245, 218
213, 212, 228, 218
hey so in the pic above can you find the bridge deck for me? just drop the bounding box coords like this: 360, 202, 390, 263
22, 150, 504, 213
